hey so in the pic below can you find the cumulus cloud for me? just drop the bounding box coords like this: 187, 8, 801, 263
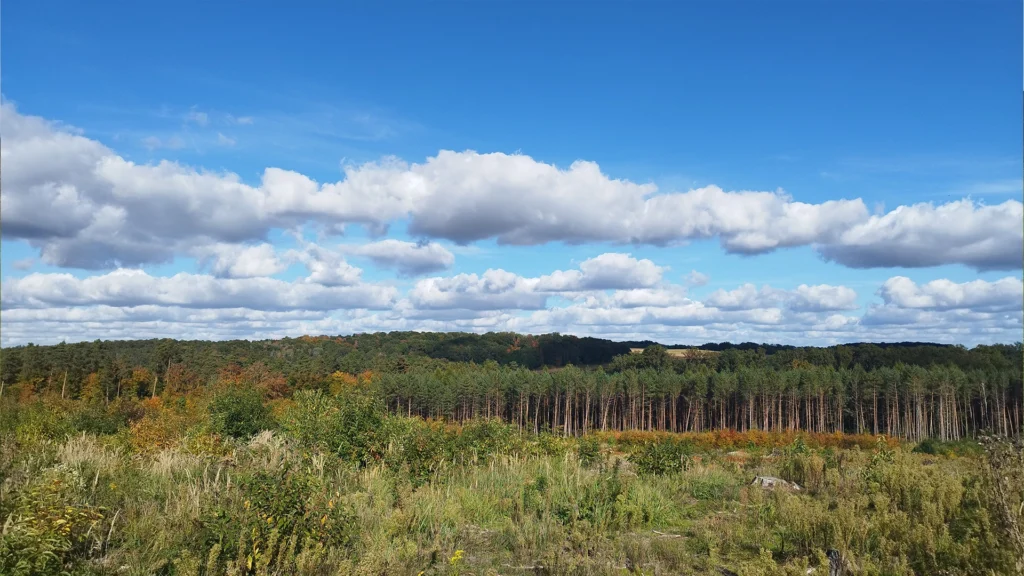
409, 269, 549, 311
705, 283, 858, 312
341, 239, 455, 275
406, 253, 666, 311
1, 269, 395, 311
3, 102, 1019, 272
877, 276, 1022, 312
1, 266, 1020, 347
12, 258, 35, 271
685, 270, 710, 287
789, 284, 860, 312
575, 253, 665, 289
286, 242, 364, 287
816, 199, 1024, 271
194, 243, 289, 278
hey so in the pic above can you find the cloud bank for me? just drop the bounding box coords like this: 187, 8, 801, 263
3, 102, 1020, 272
2, 103, 1021, 347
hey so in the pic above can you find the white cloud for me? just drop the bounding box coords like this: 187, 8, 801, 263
12, 258, 35, 271
685, 270, 709, 287
341, 239, 455, 275
405, 253, 667, 312
877, 276, 1022, 312
216, 132, 236, 147
789, 284, 859, 312
816, 199, 1023, 271
234, 116, 254, 125
576, 253, 665, 289
409, 269, 548, 311
1, 269, 395, 311
1, 269, 1019, 347
2, 102, 1019, 271
705, 283, 858, 312
705, 284, 785, 310
194, 243, 288, 278
286, 242, 364, 287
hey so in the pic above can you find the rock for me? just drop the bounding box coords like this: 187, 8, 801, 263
751, 475, 802, 491
826, 549, 844, 576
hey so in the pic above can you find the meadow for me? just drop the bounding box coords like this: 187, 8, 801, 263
2, 378, 1022, 576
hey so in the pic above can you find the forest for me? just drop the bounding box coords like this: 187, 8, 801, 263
1, 333, 1022, 575
1, 333, 1020, 440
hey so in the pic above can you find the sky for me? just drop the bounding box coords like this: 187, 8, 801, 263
1, 0, 1022, 347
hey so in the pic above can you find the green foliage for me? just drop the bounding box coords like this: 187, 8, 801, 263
0, 336, 1021, 575
912, 437, 983, 457
280, 389, 386, 465
1, 400, 75, 441
196, 464, 357, 573
0, 467, 105, 575
69, 403, 129, 436
576, 435, 602, 468
207, 387, 274, 439
629, 439, 692, 475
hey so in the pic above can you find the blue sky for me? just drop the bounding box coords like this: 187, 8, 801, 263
1, 1, 1022, 346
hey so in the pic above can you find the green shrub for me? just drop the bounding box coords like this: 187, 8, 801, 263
629, 440, 692, 475
70, 404, 127, 436
778, 452, 825, 490
688, 471, 733, 501
382, 417, 453, 485
280, 389, 386, 465
3, 400, 74, 441
208, 387, 275, 439
576, 435, 602, 468
197, 464, 357, 572
455, 418, 523, 463
912, 438, 982, 457
0, 468, 105, 575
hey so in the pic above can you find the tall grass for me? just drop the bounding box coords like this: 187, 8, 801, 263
1, 393, 1020, 575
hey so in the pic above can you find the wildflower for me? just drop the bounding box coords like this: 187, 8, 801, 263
449, 549, 464, 565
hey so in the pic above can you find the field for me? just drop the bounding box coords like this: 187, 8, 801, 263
629, 349, 719, 360
2, 383, 1022, 576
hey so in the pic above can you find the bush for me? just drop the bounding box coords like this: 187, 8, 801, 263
454, 418, 523, 463
70, 403, 129, 436
629, 440, 692, 475
577, 436, 602, 468
280, 389, 386, 465
197, 464, 357, 572
382, 417, 453, 485
913, 437, 982, 457
208, 387, 275, 440
0, 468, 105, 575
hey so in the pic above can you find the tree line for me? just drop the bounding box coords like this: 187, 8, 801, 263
376, 360, 1021, 440
1, 333, 1020, 440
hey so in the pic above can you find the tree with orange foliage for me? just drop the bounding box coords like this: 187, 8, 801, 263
164, 363, 202, 396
